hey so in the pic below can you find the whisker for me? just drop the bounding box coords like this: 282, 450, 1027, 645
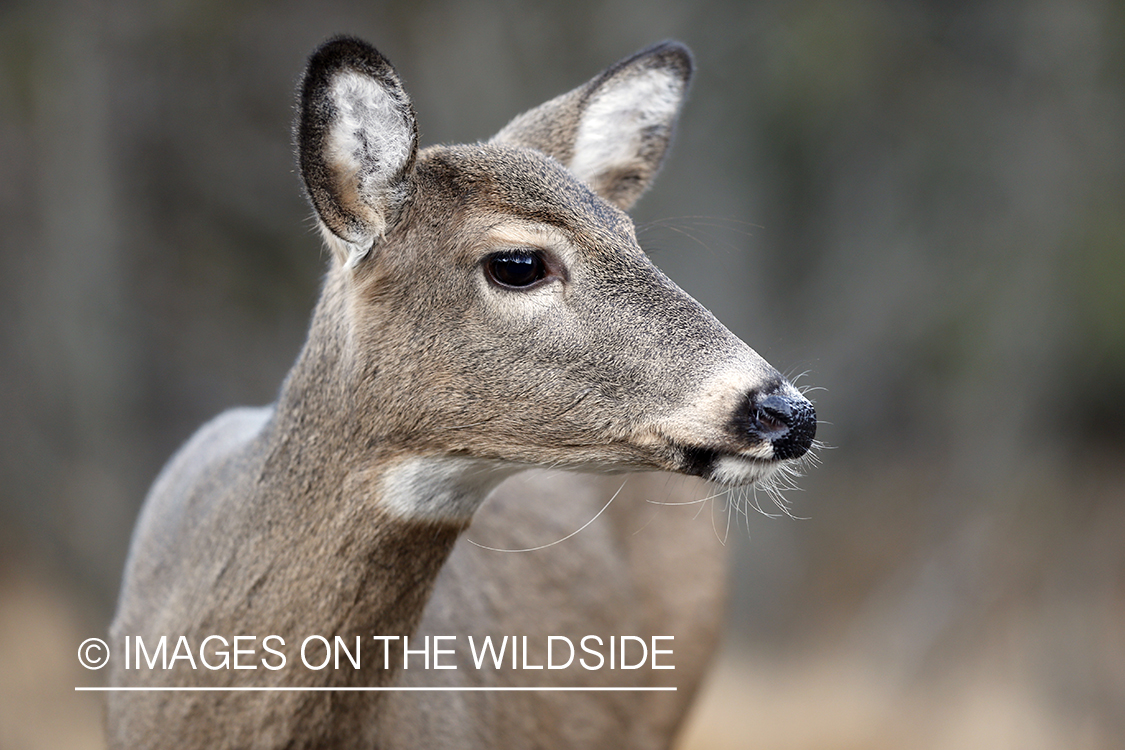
722, 489, 733, 545
646, 496, 709, 506
636, 216, 763, 257
466, 478, 629, 553
709, 489, 727, 545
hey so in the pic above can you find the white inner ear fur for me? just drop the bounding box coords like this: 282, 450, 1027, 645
325, 70, 415, 265
569, 68, 683, 184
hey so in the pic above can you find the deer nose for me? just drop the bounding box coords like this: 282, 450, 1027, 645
747, 391, 816, 460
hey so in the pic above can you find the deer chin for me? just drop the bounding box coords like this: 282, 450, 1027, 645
708, 453, 782, 487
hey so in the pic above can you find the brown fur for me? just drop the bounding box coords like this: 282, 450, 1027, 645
107, 37, 815, 749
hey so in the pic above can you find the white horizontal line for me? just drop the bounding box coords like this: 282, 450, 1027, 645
76, 686, 676, 692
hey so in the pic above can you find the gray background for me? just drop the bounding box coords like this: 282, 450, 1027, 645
1, 0, 1122, 747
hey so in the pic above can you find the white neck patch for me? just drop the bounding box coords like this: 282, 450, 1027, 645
377, 456, 521, 523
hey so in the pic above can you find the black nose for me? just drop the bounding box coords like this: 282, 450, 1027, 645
747, 391, 817, 460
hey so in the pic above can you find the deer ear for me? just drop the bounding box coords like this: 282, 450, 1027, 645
298, 37, 418, 267
491, 41, 692, 212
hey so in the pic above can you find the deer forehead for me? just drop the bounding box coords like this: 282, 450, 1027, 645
412, 146, 637, 243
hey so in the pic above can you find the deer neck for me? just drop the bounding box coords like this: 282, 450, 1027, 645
241, 277, 513, 681
272, 269, 521, 513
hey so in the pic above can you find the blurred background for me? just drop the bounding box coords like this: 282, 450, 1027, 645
1, 0, 1122, 747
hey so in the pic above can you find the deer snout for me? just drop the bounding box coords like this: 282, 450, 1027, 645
745, 389, 817, 461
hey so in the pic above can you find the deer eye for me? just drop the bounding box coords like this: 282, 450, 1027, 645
484, 249, 548, 289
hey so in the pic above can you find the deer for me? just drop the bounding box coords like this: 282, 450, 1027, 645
106, 36, 817, 749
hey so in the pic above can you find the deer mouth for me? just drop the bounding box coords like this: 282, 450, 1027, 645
675, 445, 780, 486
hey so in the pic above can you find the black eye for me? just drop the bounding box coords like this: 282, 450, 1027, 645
485, 249, 548, 289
